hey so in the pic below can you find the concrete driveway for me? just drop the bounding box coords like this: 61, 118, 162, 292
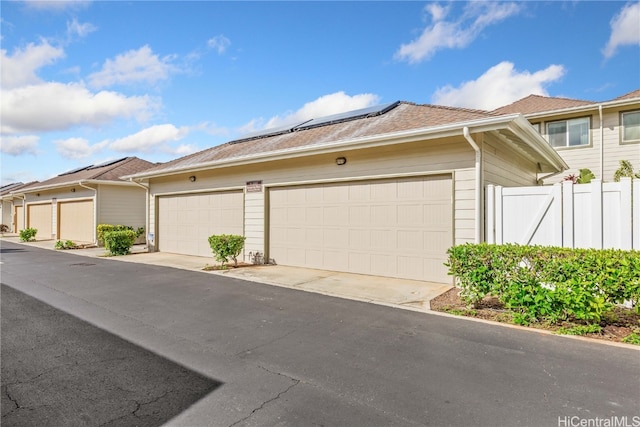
0, 236, 452, 311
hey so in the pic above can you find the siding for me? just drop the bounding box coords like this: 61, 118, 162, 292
482, 133, 539, 187
537, 108, 640, 183
149, 137, 477, 253
97, 185, 146, 230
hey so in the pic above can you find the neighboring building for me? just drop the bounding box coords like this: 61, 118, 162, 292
128, 101, 567, 284
9, 157, 155, 244
492, 89, 640, 183
0, 182, 38, 233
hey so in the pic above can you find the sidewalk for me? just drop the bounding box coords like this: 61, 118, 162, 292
0, 236, 452, 312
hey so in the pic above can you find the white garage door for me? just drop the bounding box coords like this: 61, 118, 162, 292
269, 175, 453, 283
27, 203, 52, 239
59, 200, 94, 243
157, 191, 244, 258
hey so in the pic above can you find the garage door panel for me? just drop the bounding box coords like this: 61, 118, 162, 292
58, 200, 93, 243
158, 191, 243, 258
28, 203, 52, 238
269, 175, 452, 283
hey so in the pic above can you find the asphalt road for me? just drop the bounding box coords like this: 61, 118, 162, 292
1, 240, 639, 427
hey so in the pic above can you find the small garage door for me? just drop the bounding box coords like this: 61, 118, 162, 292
157, 191, 244, 258
269, 175, 453, 283
14, 206, 24, 232
59, 200, 94, 243
27, 203, 52, 239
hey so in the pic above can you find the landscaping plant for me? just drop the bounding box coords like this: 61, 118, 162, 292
19, 228, 37, 242
446, 243, 640, 325
208, 234, 246, 268
103, 229, 136, 256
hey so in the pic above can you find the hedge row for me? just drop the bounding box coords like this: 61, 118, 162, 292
446, 243, 640, 325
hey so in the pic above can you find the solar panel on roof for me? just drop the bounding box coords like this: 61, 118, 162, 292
58, 165, 93, 176
229, 120, 311, 144
293, 101, 400, 130
87, 157, 127, 169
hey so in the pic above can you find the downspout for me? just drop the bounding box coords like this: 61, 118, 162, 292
78, 181, 98, 244
129, 178, 150, 250
19, 194, 26, 232
463, 127, 482, 243
599, 104, 603, 180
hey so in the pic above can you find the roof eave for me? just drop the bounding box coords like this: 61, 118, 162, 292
130, 114, 540, 180
11, 179, 137, 195
524, 97, 640, 120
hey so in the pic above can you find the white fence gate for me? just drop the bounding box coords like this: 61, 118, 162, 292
486, 178, 639, 250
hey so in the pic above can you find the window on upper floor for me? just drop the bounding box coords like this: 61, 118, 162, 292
621, 110, 640, 143
546, 117, 590, 148
531, 123, 541, 133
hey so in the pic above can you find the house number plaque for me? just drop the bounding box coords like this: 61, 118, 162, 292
246, 180, 263, 192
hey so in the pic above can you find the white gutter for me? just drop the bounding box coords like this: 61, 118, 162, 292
463, 126, 482, 244
78, 181, 98, 244
599, 104, 604, 180
15, 179, 139, 195
129, 178, 150, 249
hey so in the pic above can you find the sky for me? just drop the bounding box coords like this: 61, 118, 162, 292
1, 0, 639, 186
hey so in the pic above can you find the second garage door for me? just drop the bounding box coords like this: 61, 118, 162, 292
58, 200, 94, 243
269, 175, 453, 283
157, 191, 244, 258
27, 203, 52, 239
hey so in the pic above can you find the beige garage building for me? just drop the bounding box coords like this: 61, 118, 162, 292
130, 102, 567, 284
13, 157, 155, 244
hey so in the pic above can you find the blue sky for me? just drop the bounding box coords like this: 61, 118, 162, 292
1, 0, 639, 185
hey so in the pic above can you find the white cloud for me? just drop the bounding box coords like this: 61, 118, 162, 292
66, 18, 97, 39
108, 124, 189, 153
432, 61, 565, 110
22, 0, 91, 11
603, 2, 640, 59
1, 82, 157, 134
0, 135, 39, 156
1, 40, 65, 89
208, 35, 231, 54
88, 45, 177, 88
54, 137, 107, 159
395, 2, 523, 63
259, 92, 381, 130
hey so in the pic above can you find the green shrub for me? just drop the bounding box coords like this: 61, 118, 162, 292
446, 243, 640, 324
19, 228, 37, 242
103, 229, 136, 256
208, 234, 246, 268
55, 240, 77, 250
97, 224, 144, 245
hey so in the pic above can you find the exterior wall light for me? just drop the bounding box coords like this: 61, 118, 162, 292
189, 175, 197, 182
71, 188, 76, 192
36, 193, 40, 197
336, 157, 347, 166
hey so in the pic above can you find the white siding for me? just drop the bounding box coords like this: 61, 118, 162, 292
244, 189, 264, 261
1, 200, 12, 227
537, 109, 640, 184
97, 185, 146, 230
149, 137, 476, 255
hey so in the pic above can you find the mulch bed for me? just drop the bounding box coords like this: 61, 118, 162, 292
430, 287, 640, 344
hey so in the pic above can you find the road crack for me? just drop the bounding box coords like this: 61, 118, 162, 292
229, 366, 300, 427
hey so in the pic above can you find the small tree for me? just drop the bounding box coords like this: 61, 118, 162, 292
208, 234, 246, 268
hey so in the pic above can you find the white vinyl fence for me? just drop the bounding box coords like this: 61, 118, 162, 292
486, 178, 639, 250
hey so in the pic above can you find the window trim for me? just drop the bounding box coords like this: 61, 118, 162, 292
620, 110, 640, 145
545, 116, 592, 149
